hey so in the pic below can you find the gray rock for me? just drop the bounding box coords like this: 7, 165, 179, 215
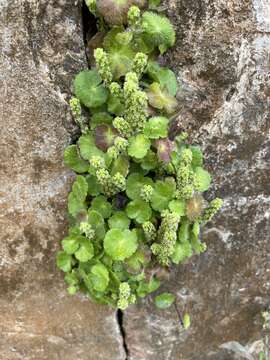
0, 1, 124, 359
124, 1, 270, 359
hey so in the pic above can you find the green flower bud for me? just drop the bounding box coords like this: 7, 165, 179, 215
201, 198, 223, 223
128, 5, 141, 28
94, 48, 113, 85
90, 156, 106, 170
140, 185, 153, 202
132, 52, 148, 77
79, 222, 95, 240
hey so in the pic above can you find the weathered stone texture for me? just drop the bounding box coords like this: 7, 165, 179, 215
124, 1, 270, 359
0, 1, 124, 359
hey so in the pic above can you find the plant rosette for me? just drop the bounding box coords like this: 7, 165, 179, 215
57, 0, 223, 316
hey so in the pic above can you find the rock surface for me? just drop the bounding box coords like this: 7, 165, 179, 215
124, 0, 270, 359
0, 1, 125, 359
1, 0, 269, 359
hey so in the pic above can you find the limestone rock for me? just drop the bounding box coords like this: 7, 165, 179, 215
0, 1, 124, 359
124, 1, 270, 359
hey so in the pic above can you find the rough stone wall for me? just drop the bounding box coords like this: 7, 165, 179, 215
0, 1, 125, 359
1, 0, 269, 360
124, 0, 270, 359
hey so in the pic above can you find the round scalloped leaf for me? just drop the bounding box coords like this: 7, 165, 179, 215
140, 150, 158, 171
147, 82, 178, 114
74, 70, 108, 108
89, 264, 109, 292
61, 235, 80, 255
72, 176, 88, 202
142, 12, 176, 53
95, 124, 118, 151
169, 200, 186, 217
56, 251, 72, 273
104, 228, 138, 261
151, 178, 176, 211
111, 155, 129, 177
108, 211, 131, 230
126, 173, 154, 200
147, 61, 178, 96
86, 174, 102, 196
91, 195, 112, 219
194, 167, 212, 192
78, 133, 105, 160
171, 241, 192, 264
137, 277, 160, 298
128, 134, 151, 159
88, 210, 106, 240
90, 112, 113, 129
144, 116, 169, 139
126, 199, 152, 223
64, 145, 89, 173
155, 138, 176, 164
103, 27, 135, 78
154, 292, 175, 309
68, 192, 86, 217
74, 237, 94, 263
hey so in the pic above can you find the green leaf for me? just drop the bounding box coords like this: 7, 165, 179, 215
104, 228, 138, 261
144, 116, 169, 139
149, 0, 161, 8
178, 219, 190, 243
90, 112, 113, 129
137, 277, 160, 298
72, 176, 88, 202
104, 27, 135, 79
126, 249, 147, 272
65, 271, 79, 286
140, 150, 158, 171
128, 134, 151, 159
147, 82, 178, 114
194, 167, 212, 192
57, 251, 72, 272
91, 195, 112, 219
155, 293, 175, 309
147, 61, 178, 96
68, 192, 86, 217
64, 145, 89, 173
111, 155, 129, 177
74, 70, 108, 108
89, 264, 109, 292
67, 286, 78, 295
74, 237, 94, 262
190, 232, 206, 254
192, 221, 200, 237
183, 313, 191, 330
126, 199, 152, 224
126, 173, 154, 200
151, 178, 176, 211
88, 210, 106, 241
78, 133, 105, 160
142, 12, 176, 53
62, 235, 80, 255
86, 174, 102, 196
108, 211, 131, 230
107, 94, 124, 115
191, 146, 203, 167
171, 241, 192, 264
169, 200, 186, 216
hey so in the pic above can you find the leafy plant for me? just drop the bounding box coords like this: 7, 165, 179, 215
57, 1, 223, 317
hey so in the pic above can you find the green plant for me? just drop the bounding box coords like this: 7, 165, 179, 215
57, 1, 223, 315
